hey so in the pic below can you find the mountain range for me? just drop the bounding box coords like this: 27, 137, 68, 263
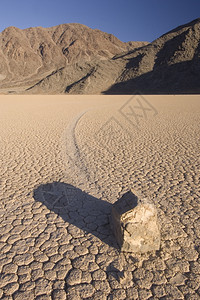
0, 19, 199, 94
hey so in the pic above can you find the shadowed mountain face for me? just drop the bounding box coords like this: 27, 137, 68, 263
105, 18, 200, 94
0, 19, 200, 94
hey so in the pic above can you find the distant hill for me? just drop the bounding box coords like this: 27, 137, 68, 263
0, 23, 147, 93
0, 19, 200, 94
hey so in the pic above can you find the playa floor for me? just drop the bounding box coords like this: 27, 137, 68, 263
0, 95, 199, 299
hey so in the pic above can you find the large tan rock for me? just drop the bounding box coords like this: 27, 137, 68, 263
111, 190, 160, 253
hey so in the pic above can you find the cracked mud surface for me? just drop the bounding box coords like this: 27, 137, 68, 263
0, 95, 199, 299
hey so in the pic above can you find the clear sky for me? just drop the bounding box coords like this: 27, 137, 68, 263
0, 0, 199, 42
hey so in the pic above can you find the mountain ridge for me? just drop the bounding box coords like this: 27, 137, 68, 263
0, 19, 199, 94
0, 23, 148, 93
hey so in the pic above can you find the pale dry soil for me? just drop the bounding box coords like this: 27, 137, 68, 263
0, 95, 199, 300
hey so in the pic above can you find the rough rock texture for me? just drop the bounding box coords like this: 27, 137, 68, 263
112, 191, 160, 253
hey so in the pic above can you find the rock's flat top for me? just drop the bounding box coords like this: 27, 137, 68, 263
112, 190, 138, 215
0, 95, 199, 299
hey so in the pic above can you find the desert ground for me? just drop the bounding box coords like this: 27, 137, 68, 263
0, 95, 199, 299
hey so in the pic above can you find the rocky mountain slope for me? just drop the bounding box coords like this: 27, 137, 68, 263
106, 18, 200, 94
0, 23, 147, 93
0, 19, 200, 94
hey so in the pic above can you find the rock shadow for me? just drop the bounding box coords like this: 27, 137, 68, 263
33, 182, 118, 248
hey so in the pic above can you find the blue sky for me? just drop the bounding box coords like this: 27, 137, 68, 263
0, 0, 199, 42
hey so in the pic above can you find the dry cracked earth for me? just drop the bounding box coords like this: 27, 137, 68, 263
0, 95, 199, 300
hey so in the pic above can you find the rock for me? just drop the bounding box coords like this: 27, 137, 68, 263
111, 190, 160, 253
